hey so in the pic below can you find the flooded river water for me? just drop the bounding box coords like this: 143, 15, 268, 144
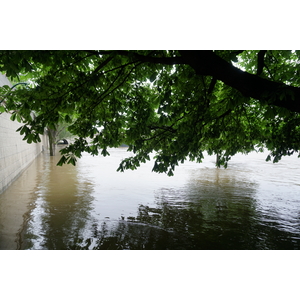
1, 146, 300, 250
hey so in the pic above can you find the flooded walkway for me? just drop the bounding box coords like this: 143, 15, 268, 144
1, 147, 300, 249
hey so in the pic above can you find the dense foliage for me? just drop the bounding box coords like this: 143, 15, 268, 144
1, 50, 300, 175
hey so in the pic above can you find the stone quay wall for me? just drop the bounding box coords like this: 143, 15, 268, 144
0, 73, 47, 194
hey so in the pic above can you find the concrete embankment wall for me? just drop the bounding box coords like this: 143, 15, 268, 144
0, 74, 47, 194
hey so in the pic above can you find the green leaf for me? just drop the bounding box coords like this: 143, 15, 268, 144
27, 134, 34, 143
75, 149, 81, 157
20, 125, 28, 135
10, 113, 17, 121
57, 155, 67, 166
68, 157, 76, 166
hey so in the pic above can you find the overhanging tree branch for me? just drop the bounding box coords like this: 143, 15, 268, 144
109, 50, 300, 113
178, 50, 300, 113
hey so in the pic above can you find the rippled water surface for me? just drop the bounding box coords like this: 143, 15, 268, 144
1, 147, 300, 249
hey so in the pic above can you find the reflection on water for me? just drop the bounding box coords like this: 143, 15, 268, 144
1, 147, 300, 249
0, 155, 44, 249
20, 154, 96, 250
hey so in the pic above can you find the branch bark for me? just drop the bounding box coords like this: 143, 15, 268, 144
257, 50, 267, 75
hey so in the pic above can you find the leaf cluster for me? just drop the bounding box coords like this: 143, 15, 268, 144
1, 50, 300, 174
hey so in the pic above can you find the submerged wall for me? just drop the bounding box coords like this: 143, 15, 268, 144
0, 73, 47, 194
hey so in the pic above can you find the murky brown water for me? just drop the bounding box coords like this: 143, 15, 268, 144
1, 146, 300, 249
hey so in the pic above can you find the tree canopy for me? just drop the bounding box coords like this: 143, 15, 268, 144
1, 50, 300, 175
